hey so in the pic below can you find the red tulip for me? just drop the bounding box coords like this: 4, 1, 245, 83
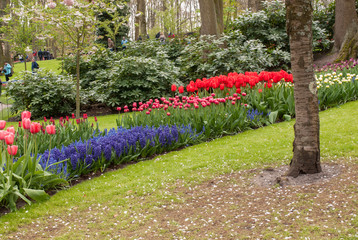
44, 117, 47, 122
178, 86, 184, 94
83, 114, 88, 119
171, 84, 177, 92
30, 122, 41, 134
146, 111, 150, 115
0, 120, 6, 130
76, 119, 80, 124
72, 113, 75, 119
242, 92, 247, 96
22, 118, 31, 130
258, 89, 263, 93
117, 107, 121, 111
5, 133, 14, 145
7, 145, 18, 156
167, 112, 171, 116
6, 127, 15, 134
21, 111, 31, 120
94, 116, 97, 122
46, 125, 56, 135
220, 83, 225, 90
18, 121, 22, 128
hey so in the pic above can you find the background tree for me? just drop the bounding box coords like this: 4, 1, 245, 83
285, 0, 321, 177
248, 0, 263, 12
0, 0, 12, 66
334, 0, 358, 61
96, 1, 129, 50
198, 0, 223, 36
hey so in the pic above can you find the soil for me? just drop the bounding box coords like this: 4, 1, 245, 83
313, 51, 339, 68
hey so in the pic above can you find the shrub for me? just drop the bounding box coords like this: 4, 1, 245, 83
7, 70, 76, 118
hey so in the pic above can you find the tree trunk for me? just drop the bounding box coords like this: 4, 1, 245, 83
137, 0, 146, 38
76, 39, 81, 118
334, 0, 358, 61
214, 0, 224, 34
334, 0, 358, 52
0, 0, 11, 66
199, 0, 218, 36
285, 0, 321, 177
248, 0, 263, 12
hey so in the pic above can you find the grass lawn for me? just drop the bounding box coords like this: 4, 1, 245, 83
1, 59, 63, 83
0, 101, 358, 239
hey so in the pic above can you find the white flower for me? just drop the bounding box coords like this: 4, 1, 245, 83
64, 0, 74, 7
48, 2, 57, 9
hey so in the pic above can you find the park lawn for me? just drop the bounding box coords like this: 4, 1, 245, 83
1, 59, 63, 83
0, 101, 357, 239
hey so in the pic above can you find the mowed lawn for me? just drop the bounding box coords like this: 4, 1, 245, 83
0, 101, 357, 239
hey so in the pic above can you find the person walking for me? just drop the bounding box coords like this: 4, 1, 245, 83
31, 58, 39, 73
108, 38, 114, 51
121, 36, 128, 50
1, 63, 12, 81
38, 49, 43, 60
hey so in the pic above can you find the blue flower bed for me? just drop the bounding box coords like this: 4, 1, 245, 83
39, 125, 202, 179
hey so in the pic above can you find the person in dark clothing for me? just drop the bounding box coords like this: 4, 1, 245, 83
31, 58, 39, 73
38, 49, 43, 60
155, 32, 160, 39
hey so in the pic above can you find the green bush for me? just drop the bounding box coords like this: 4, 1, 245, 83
7, 69, 76, 118
92, 55, 181, 107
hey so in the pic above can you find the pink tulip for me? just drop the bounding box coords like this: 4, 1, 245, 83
6, 127, 15, 134
0, 130, 9, 140
46, 125, 56, 135
21, 111, 31, 120
22, 118, 31, 130
5, 133, 14, 145
0, 120, 6, 130
7, 145, 18, 156
30, 122, 41, 134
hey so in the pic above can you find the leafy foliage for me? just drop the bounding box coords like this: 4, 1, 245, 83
7, 70, 76, 118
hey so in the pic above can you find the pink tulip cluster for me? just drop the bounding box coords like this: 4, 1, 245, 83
117, 93, 245, 116
0, 120, 17, 155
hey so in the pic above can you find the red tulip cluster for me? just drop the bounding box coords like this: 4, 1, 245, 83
177, 70, 293, 94
118, 93, 244, 115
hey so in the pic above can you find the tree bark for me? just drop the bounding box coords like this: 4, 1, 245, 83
285, 0, 321, 177
214, 0, 224, 34
0, 0, 11, 66
137, 0, 146, 38
76, 37, 81, 118
199, 0, 218, 36
248, 0, 263, 12
334, 0, 358, 52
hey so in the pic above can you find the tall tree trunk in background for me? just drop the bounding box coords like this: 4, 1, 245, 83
0, 0, 11, 66
285, 0, 321, 177
198, 0, 218, 36
137, 0, 146, 38
248, 0, 263, 12
134, 1, 139, 40
214, 0, 224, 34
334, 0, 358, 61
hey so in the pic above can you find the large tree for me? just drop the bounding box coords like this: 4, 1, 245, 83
285, 0, 321, 177
0, 0, 11, 66
198, 0, 223, 36
334, 0, 358, 61
248, 0, 263, 12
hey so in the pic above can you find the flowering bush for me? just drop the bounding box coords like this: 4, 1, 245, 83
7, 69, 76, 118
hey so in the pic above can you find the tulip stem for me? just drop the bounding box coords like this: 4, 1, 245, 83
45, 136, 52, 170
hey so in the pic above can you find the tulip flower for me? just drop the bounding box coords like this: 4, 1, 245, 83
5, 133, 14, 145
258, 89, 263, 93
94, 116, 98, 122
178, 86, 184, 94
167, 112, 171, 116
44, 117, 47, 122
6, 127, 15, 134
117, 107, 121, 111
0, 120, 6, 130
0, 130, 9, 140
18, 121, 22, 128
7, 145, 18, 156
22, 118, 31, 129
171, 84, 177, 92
83, 114, 88, 119
46, 125, 56, 135
30, 122, 41, 134
72, 113, 75, 119
76, 119, 80, 124
21, 111, 31, 120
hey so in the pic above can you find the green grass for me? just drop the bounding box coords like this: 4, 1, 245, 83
0, 100, 357, 237
1, 59, 63, 83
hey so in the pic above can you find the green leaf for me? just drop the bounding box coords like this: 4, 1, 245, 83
269, 111, 278, 124
23, 188, 50, 202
